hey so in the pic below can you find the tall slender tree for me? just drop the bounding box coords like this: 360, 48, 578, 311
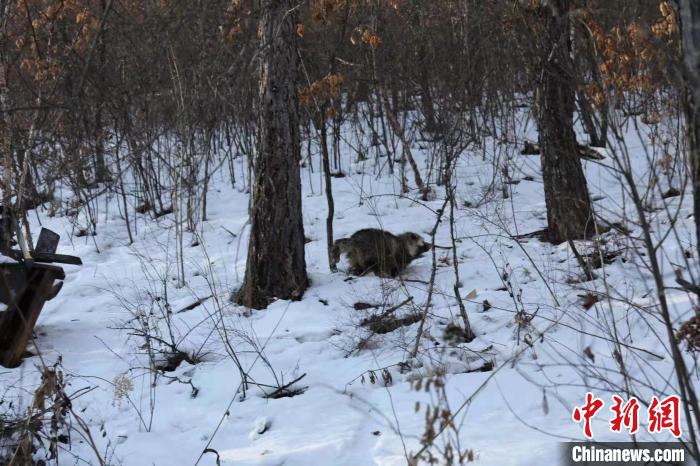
236, 0, 308, 309
536, 0, 594, 243
676, 0, 700, 258
0, 0, 13, 256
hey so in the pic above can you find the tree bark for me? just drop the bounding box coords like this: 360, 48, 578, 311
0, 0, 13, 256
577, 89, 607, 148
536, 0, 594, 244
236, 0, 308, 309
676, 0, 700, 260
319, 116, 337, 273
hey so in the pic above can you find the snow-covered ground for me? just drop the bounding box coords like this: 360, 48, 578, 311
1, 111, 696, 465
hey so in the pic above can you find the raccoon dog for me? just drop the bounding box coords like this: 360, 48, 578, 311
333, 228, 430, 277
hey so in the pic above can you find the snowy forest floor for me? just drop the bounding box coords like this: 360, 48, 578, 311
1, 110, 696, 465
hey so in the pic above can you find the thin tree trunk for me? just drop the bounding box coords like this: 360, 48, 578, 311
386, 107, 429, 200
115, 133, 133, 245
536, 0, 594, 244
577, 89, 606, 148
319, 116, 336, 272
676, 0, 700, 260
236, 0, 308, 309
0, 0, 13, 256
202, 133, 211, 223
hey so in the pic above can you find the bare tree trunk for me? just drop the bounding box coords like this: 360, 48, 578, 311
385, 107, 429, 199
0, 0, 13, 256
94, 0, 109, 184
577, 89, 606, 148
536, 0, 594, 244
319, 116, 337, 273
676, 0, 700, 259
574, 19, 608, 148
236, 0, 308, 309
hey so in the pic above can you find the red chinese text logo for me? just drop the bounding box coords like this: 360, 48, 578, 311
572, 393, 682, 439
572, 392, 604, 439
648, 395, 681, 438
